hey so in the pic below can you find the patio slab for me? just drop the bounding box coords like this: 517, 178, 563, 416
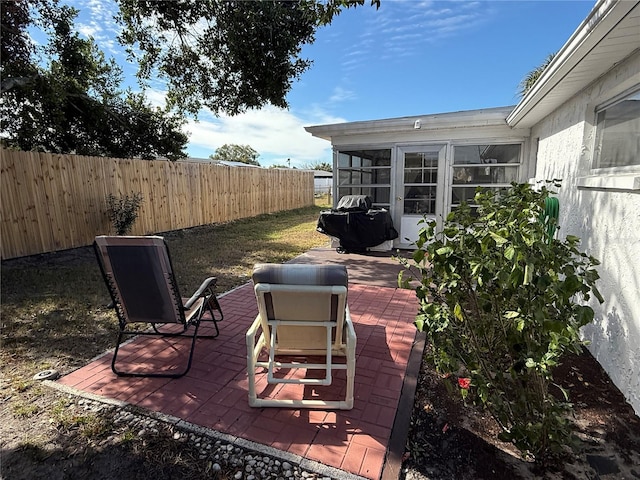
55, 249, 422, 480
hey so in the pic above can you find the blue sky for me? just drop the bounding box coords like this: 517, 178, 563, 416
68, 0, 596, 167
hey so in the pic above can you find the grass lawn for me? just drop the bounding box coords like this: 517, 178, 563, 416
0, 199, 331, 479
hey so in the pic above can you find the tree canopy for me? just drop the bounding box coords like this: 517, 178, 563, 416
210, 144, 261, 166
518, 53, 556, 98
269, 163, 297, 169
305, 161, 332, 172
115, 0, 379, 116
0, 0, 188, 160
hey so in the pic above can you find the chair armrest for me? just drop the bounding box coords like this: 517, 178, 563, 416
184, 277, 217, 310
246, 315, 263, 340
344, 306, 357, 347
246, 315, 267, 361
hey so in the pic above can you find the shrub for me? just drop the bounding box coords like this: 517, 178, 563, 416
399, 181, 603, 463
106, 192, 144, 235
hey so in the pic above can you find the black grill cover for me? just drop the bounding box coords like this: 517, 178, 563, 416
317, 199, 398, 253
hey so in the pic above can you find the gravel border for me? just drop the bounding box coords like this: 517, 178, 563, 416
46, 380, 369, 480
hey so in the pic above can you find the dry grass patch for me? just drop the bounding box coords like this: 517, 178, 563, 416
1, 202, 330, 479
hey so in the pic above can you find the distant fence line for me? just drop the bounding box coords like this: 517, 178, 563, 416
1, 150, 314, 259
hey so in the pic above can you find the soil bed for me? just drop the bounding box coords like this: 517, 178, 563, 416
402, 347, 640, 480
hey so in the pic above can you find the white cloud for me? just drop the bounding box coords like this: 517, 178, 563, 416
76, 22, 102, 38
335, 0, 488, 75
144, 88, 168, 109
329, 87, 356, 103
183, 106, 345, 167
74, 0, 123, 56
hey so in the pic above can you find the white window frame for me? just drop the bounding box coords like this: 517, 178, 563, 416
592, 86, 640, 172
578, 83, 640, 191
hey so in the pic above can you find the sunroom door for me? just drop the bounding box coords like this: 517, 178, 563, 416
394, 145, 446, 248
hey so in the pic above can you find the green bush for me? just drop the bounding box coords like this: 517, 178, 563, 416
399, 181, 603, 463
106, 192, 144, 235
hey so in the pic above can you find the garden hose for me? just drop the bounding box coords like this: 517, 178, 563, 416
542, 197, 559, 242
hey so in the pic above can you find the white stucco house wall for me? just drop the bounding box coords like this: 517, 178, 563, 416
306, 0, 639, 413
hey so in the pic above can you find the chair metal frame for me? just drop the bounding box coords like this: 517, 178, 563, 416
246, 264, 356, 410
94, 235, 223, 378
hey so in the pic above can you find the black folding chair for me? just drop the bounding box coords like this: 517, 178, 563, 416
94, 235, 223, 378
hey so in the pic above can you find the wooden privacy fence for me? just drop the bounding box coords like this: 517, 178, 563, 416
1, 150, 314, 259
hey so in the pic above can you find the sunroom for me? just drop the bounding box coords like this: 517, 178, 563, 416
305, 106, 532, 249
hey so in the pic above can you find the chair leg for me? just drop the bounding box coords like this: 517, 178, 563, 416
110, 324, 201, 378
196, 294, 222, 339
207, 294, 224, 322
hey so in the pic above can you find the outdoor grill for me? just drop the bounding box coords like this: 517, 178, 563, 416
316, 195, 398, 253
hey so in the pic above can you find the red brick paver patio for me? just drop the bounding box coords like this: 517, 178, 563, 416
56, 251, 421, 480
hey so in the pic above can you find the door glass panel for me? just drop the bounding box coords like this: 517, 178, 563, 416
403, 151, 439, 215
405, 185, 437, 214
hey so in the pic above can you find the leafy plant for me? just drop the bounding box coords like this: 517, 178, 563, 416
106, 192, 144, 235
116, 0, 380, 116
518, 53, 557, 98
1, 1, 188, 160
399, 181, 603, 463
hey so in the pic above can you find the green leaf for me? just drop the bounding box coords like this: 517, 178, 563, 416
397, 271, 411, 289
523, 262, 534, 285
504, 311, 520, 319
444, 227, 458, 238
576, 306, 594, 326
453, 303, 464, 321
504, 245, 515, 260
490, 232, 508, 246
436, 246, 453, 256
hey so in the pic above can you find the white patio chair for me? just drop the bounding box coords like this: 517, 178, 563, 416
246, 263, 356, 409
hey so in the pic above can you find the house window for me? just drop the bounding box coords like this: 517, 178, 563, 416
593, 87, 640, 169
451, 144, 521, 210
336, 149, 391, 207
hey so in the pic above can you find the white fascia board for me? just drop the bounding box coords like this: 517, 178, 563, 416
305, 106, 516, 142
507, 0, 638, 128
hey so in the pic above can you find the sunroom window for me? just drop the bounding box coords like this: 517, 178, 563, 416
593, 87, 640, 169
336, 149, 391, 208
451, 144, 521, 211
